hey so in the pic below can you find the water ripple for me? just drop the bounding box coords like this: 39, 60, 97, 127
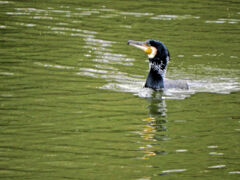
206, 18, 240, 24
161, 169, 187, 174
34, 62, 74, 70
151, 14, 200, 20
120, 12, 153, 17
0, 0, 12, 4
208, 165, 226, 169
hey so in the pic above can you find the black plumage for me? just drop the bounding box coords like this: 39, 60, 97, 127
128, 39, 188, 90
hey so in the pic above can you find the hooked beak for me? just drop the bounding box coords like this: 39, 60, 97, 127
128, 40, 153, 55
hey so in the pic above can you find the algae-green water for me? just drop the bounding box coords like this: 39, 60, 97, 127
0, 0, 240, 179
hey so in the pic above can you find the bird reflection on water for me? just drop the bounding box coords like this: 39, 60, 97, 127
139, 91, 168, 160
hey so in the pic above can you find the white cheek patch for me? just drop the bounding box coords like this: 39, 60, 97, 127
148, 46, 157, 58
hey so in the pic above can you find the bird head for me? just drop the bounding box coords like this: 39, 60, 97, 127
128, 39, 157, 59
128, 39, 170, 61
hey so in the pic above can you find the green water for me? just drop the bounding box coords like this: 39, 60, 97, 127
0, 0, 240, 179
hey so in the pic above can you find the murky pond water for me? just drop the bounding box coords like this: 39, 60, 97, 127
0, 0, 240, 179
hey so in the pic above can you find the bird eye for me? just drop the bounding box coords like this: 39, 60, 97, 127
146, 39, 154, 45
145, 40, 151, 46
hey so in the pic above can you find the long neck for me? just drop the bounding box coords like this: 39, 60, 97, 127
144, 57, 169, 90
144, 65, 164, 90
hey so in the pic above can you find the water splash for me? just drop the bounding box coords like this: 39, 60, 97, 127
99, 69, 240, 99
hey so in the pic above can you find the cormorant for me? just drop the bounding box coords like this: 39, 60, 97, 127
128, 39, 189, 90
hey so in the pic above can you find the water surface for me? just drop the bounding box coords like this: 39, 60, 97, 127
0, 0, 240, 179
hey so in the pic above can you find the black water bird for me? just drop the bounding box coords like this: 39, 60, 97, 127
128, 39, 189, 90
